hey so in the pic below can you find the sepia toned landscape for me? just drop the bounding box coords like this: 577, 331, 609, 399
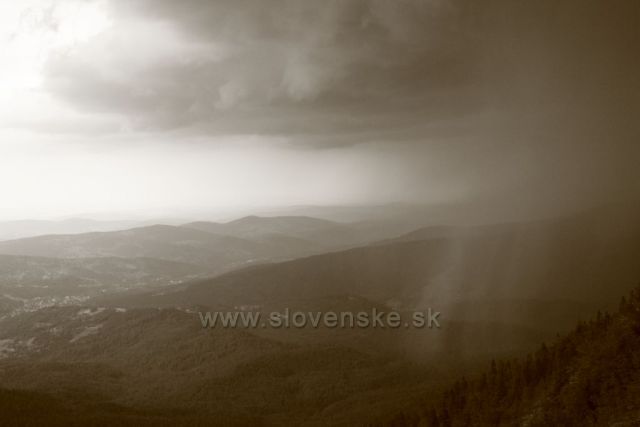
1, 0, 639, 425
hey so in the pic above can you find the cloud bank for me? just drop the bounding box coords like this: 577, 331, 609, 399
0, 0, 638, 219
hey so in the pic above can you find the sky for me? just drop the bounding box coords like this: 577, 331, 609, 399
0, 0, 638, 221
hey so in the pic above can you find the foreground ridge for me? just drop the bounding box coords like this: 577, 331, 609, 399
388, 284, 640, 426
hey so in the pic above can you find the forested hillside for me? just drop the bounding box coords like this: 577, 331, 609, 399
389, 285, 640, 426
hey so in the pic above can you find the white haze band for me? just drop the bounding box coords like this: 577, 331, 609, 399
199, 308, 441, 329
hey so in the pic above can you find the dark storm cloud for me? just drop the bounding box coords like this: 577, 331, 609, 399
5, 0, 639, 220
41, 0, 639, 148
40, 0, 640, 208
41, 0, 487, 141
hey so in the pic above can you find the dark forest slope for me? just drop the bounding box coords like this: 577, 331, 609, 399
388, 286, 640, 426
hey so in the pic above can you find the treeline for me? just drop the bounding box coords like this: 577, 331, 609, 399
386, 285, 640, 426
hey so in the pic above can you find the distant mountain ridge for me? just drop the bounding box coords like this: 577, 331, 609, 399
182, 215, 368, 248
96, 202, 640, 365
0, 216, 362, 274
0, 219, 150, 242
0, 225, 255, 271
132, 203, 640, 309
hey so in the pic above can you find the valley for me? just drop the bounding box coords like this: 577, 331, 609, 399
0, 204, 638, 424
